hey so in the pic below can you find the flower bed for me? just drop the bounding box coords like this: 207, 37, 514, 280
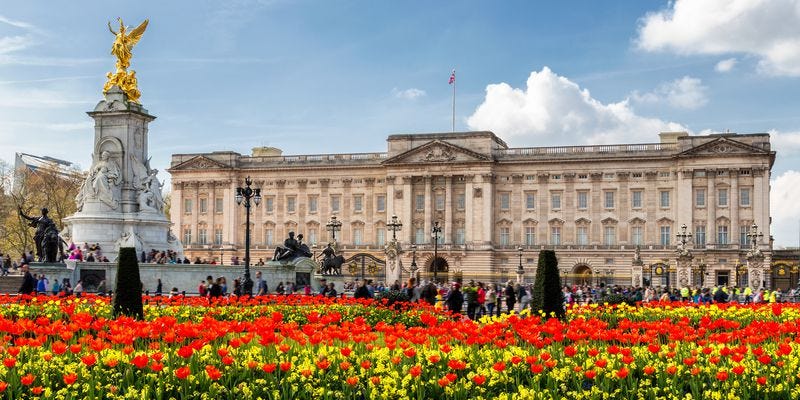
0, 295, 798, 399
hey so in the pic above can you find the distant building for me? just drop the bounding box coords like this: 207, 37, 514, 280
13, 152, 80, 192
168, 131, 775, 288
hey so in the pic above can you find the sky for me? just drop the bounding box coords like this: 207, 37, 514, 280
1, 0, 799, 246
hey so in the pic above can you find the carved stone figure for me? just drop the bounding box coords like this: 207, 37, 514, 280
131, 154, 164, 213
76, 151, 121, 210
273, 231, 301, 261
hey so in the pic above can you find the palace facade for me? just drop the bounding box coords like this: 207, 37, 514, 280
168, 131, 775, 288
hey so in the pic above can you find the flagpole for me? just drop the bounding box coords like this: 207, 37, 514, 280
452, 69, 456, 132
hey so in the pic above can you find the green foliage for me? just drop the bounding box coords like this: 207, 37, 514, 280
374, 289, 409, 306
113, 247, 144, 319
532, 250, 565, 318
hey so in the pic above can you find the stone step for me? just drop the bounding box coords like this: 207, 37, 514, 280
0, 276, 23, 294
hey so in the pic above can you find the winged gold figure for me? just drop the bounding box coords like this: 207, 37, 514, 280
103, 18, 148, 103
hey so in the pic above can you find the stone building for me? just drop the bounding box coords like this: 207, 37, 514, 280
168, 130, 775, 288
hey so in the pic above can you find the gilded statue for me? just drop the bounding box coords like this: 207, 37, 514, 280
103, 18, 148, 104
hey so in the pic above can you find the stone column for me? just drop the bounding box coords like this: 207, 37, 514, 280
707, 171, 716, 247
386, 175, 395, 221
482, 174, 494, 244
464, 175, 474, 244
402, 176, 413, 243
730, 170, 739, 245
676, 254, 693, 288
444, 175, 452, 243
424, 176, 432, 238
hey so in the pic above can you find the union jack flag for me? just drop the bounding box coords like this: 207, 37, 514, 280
449, 70, 455, 84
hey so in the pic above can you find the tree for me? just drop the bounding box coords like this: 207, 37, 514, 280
0, 161, 83, 256
113, 247, 144, 319
531, 250, 565, 319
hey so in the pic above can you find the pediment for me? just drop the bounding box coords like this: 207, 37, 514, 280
170, 156, 230, 171
679, 137, 769, 157
382, 140, 493, 165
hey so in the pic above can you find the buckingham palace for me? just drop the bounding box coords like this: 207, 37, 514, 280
168, 130, 775, 289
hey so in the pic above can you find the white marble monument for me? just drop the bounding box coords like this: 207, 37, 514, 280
64, 86, 182, 262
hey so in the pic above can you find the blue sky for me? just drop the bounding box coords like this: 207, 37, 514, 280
1, 0, 799, 246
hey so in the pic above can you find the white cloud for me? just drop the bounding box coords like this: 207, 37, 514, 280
637, 0, 800, 76
392, 87, 426, 100
715, 58, 738, 72
631, 76, 708, 110
771, 170, 800, 246
770, 129, 800, 156
0, 35, 33, 54
466, 67, 686, 145
0, 15, 36, 30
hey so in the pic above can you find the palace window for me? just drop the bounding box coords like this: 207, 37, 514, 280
550, 227, 561, 245
376, 195, 386, 212
660, 191, 670, 208
718, 189, 728, 207
660, 226, 671, 246
330, 195, 341, 212
353, 195, 363, 212
183, 199, 192, 214
631, 226, 643, 245
604, 191, 615, 209
739, 225, 749, 245
376, 228, 386, 246
577, 191, 588, 210
265, 197, 274, 213
576, 226, 589, 245
717, 225, 729, 244
499, 193, 510, 210
456, 193, 465, 210
631, 190, 642, 209
525, 192, 536, 210
199, 198, 207, 214
182, 227, 192, 245
551, 193, 561, 210
499, 227, 510, 245
215, 198, 224, 213
695, 225, 706, 246
435, 193, 445, 210
415, 228, 425, 244
308, 196, 318, 213
525, 226, 536, 245
455, 228, 465, 245
604, 226, 616, 246
308, 229, 317, 245
415, 194, 425, 211
286, 196, 296, 213
353, 226, 363, 245
265, 228, 274, 246
214, 228, 223, 245
740, 188, 751, 207
198, 228, 207, 245
695, 189, 706, 207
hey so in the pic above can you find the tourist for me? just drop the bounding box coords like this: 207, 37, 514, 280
255, 271, 268, 295
156, 279, 162, 296
325, 282, 337, 297
36, 274, 49, 293
61, 279, 72, 295
485, 284, 497, 316
354, 280, 371, 299
219, 277, 228, 295
73, 280, 84, 297
208, 278, 223, 298
169, 287, 179, 298
465, 281, 479, 319
18, 264, 36, 295
197, 280, 207, 297
504, 281, 516, 314
275, 282, 285, 295
51, 279, 60, 296
421, 280, 437, 305
97, 280, 106, 296
232, 279, 242, 296
402, 278, 415, 300
476, 282, 486, 317
445, 283, 464, 315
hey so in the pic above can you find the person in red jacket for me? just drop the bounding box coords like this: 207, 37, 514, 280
477, 282, 487, 318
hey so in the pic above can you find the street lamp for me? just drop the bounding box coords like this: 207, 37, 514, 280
387, 215, 402, 242
747, 223, 764, 251
410, 244, 418, 279
235, 176, 261, 296
431, 221, 442, 283
696, 258, 707, 288
516, 246, 524, 281
326, 215, 342, 243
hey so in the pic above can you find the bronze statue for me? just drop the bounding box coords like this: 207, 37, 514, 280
272, 231, 300, 261
18, 207, 63, 262
320, 243, 344, 275
103, 18, 148, 103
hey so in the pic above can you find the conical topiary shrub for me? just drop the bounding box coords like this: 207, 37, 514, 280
531, 250, 565, 319
113, 247, 144, 320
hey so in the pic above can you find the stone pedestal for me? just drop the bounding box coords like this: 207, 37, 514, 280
64, 87, 181, 262
265, 257, 317, 289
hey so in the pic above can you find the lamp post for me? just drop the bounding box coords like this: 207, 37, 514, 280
431, 221, 442, 283
697, 258, 707, 288
747, 223, 764, 252
326, 215, 342, 243
235, 176, 261, 296
516, 246, 524, 282
409, 244, 418, 277
387, 215, 402, 242
675, 224, 693, 290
